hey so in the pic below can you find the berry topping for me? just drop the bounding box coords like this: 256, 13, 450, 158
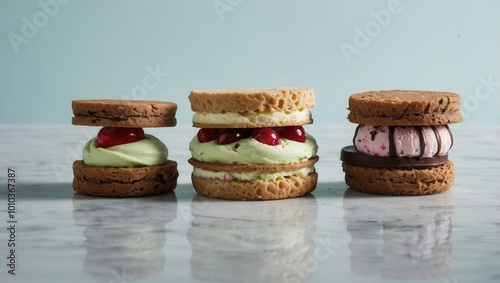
280, 126, 306, 142
197, 128, 219, 143
96, 127, 145, 148
272, 127, 284, 133
217, 128, 250, 145
252, 128, 281, 146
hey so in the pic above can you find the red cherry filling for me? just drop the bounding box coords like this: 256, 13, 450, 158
252, 128, 281, 146
279, 126, 306, 142
96, 127, 145, 148
216, 128, 251, 145
196, 126, 307, 146
197, 128, 219, 143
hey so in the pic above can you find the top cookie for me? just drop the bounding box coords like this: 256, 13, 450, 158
189, 88, 315, 128
348, 90, 462, 126
72, 100, 177, 128
189, 88, 315, 113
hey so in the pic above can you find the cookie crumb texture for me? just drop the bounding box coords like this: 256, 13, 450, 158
188, 156, 319, 173
342, 161, 454, 195
73, 160, 178, 197
191, 172, 318, 201
348, 90, 462, 126
189, 88, 315, 113
72, 100, 177, 127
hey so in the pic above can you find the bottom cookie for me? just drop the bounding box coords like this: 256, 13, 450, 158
73, 160, 178, 197
191, 172, 318, 201
342, 161, 454, 196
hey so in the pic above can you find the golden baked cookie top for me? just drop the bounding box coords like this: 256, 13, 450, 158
348, 90, 462, 126
72, 99, 177, 127
189, 88, 315, 113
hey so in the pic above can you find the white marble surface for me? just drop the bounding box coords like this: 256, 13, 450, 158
0, 124, 499, 283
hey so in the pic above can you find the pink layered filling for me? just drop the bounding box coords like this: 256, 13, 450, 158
353, 125, 453, 158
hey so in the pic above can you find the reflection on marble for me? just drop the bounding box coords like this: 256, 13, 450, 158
343, 188, 454, 280
187, 195, 318, 283
72, 192, 177, 282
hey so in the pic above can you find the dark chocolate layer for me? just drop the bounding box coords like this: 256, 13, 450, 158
340, 146, 449, 169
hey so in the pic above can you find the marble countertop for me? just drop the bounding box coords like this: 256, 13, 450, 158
0, 124, 499, 283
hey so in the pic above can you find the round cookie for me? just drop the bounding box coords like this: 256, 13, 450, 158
189, 88, 315, 113
348, 90, 462, 126
342, 161, 454, 196
72, 99, 177, 127
191, 173, 318, 201
189, 88, 315, 128
73, 160, 178, 197
341, 90, 461, 196
188, 157, 319, 200
188, 156, 319, 173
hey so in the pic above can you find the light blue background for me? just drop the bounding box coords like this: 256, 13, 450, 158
1, 0, 499, 125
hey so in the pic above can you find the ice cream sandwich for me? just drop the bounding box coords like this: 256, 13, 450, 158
188, 88, 319, 200
340, 90, 462, 195
72, 100, 179, 197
